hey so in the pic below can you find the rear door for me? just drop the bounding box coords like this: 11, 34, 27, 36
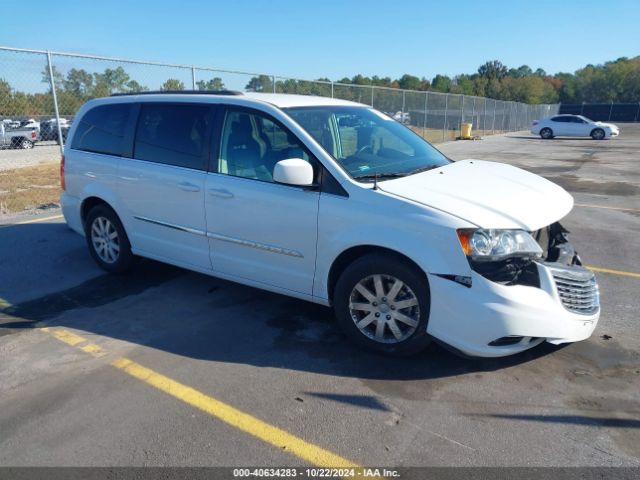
118, 101, 214, 270
204, 106, 320, 295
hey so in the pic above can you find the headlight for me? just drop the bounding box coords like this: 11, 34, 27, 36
457, 229, 543, 262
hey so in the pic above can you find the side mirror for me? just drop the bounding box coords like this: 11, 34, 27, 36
273, 158, 315, 187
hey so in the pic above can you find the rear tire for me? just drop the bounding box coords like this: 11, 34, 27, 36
85, 204, 134, 274
591, 128, 605, 140
20, 138, 34, 149
540, 128, 553, 139
333, 253, 431, 356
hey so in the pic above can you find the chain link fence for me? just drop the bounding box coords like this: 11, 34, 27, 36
559, 103, 640, 122
1, 46, 559, 156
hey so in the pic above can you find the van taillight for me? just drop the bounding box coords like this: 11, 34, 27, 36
60, 155, 65, 190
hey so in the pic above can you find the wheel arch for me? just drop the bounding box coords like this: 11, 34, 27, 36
326, 245, 428, 304
81, 196, 117, 228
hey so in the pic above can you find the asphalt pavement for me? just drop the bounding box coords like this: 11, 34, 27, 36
0, 127, 638, 469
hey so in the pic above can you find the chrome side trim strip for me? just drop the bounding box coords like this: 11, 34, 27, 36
207, 232, 303, 258
134, 216, 206, 236
133, 216, 303, 258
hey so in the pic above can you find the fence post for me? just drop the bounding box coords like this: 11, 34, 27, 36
580, 102, 584, 115
191, 67, 196, 90
331, 81, 334, 98
608, 101, 613, 121
46, 51, 64, 156
460, 94, 465, 136
371, 87, 374, 107
492, 100, 497, 134
272, 75, 276, 93
483, 99, 487, 136
402, 90, 406, 119
471, 97, 476, 131
443, 94, 448, 142
423, 92, 428, 139
636, 103, 640, 122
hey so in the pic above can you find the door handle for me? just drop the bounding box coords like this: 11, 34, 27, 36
208, 188, 234, 199
178, 182, 201, 192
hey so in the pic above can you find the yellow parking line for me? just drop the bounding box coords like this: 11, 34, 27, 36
37, 326, 367, 471
0, 214, 64, 228
586, 265, 640, 279
43, 327, 87, 347
575, 203, 640, 213
112, 358, 362, 469
80, 343, 105, 356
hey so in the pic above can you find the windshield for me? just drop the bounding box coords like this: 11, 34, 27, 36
284, 106, 450, 181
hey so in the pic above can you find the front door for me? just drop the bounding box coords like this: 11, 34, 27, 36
205, 107, 320, 295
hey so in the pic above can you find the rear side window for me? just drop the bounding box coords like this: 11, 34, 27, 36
71, 103, 131, 156
134, 103, 212, 170
551, 116, 569, 122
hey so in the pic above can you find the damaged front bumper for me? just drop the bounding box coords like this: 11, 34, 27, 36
426, 223, 600, 357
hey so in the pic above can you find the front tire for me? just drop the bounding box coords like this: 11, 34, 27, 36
333, 253, 431, 355
591, 128, 605, 140
85, 204, 134, 273
540, 127, 553, 139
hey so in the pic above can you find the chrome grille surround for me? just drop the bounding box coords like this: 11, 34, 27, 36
545, 263, 600, 315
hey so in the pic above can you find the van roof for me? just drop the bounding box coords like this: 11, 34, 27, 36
109, 91, 363, 109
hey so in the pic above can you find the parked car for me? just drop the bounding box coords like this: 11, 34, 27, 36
391, 111, 411, 124
532, 114, 619, 140
61, 92, 600, 357
2, 119, 21, 129
40, 118, 71, 143
19, 118, 40, 131
0, 121, 38, 149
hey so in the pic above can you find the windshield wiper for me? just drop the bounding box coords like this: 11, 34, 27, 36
353, 172, 407, 181
407, 165, 441, 176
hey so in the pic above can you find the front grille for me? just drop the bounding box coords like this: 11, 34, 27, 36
547, 264, 600, 315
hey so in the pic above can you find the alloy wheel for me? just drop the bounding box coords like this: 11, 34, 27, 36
349, 274, 420, 344
90, 216, 120, 264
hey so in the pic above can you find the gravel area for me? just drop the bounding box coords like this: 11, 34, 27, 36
0, 142, 61, 171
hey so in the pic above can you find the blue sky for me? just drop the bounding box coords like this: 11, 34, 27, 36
1, 0, 639, 87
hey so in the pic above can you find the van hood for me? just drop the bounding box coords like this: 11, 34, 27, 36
380, 160, 573, 231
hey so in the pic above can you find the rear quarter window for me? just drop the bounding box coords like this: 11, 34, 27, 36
71, 103, 132, 156
133, 103, 212, 170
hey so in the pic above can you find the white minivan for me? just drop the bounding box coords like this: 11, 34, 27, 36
61, 92, 600, 357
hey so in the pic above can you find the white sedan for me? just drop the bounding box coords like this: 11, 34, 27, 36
532, 114, 619, 140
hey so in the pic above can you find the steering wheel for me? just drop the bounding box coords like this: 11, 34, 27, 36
356, 145, 373, 156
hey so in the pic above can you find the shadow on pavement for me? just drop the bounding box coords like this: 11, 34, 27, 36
0, 223, 582, 383
471, 414, 640, 429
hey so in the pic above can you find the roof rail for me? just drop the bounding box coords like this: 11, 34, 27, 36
110, 90, 244, 97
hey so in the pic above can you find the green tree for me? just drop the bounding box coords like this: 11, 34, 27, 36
450, 74, 475, 95
63, 68, 94, 96
478, 60, 508, 80
508, 65, 533, 78
161, 78, 185, 91
245, 75, 273, 92
94, 67, 133, 95
397, 74, 423, 90
40, 65, 64, 92
196, 77, 225, 90
431, 74, 451, 92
